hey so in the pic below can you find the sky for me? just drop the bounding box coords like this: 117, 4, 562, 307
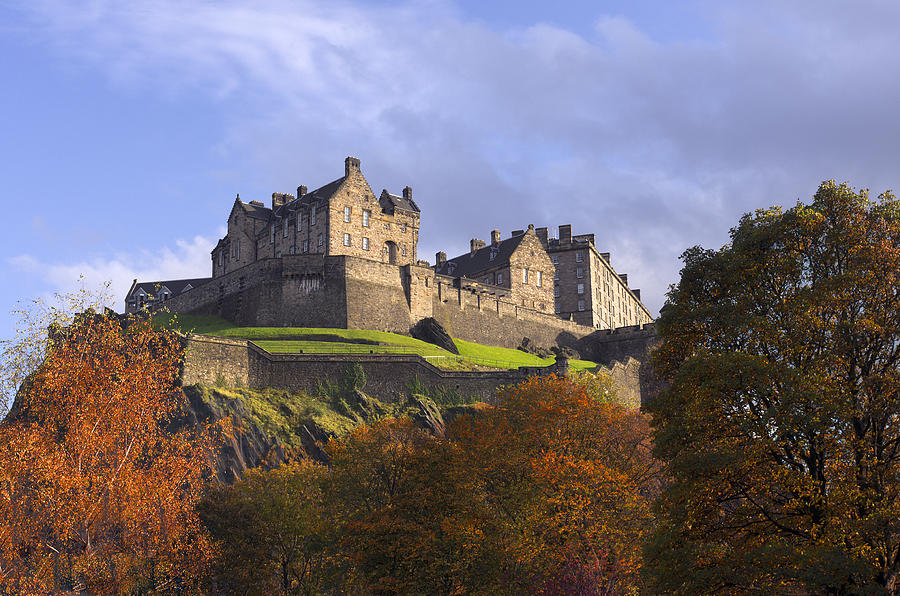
2, 0, 900, 343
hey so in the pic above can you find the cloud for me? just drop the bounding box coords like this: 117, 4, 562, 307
10, 0, 900, 315
8, 235, 216, 313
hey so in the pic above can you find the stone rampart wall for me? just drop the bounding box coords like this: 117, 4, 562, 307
181, 334, 567, 404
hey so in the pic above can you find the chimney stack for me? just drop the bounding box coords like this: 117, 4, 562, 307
436, 251, 447, 265
491, 229, 501, 244
535, 226, 549, 246
403, 186, 413, 201
297, 185, 307, 197
511, 229, 524, 237
559, 224, 572, 244
470, 238, 486, 255
345, 156, 361, 176
272, 192, 286, 210
619, 273, 628, 286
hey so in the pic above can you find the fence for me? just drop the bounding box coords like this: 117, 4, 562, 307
249, 341, 551, 371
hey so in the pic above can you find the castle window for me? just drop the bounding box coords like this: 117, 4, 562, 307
555, 304, 561, 313
522, 268, 528, 284
578, 299, 585, 311
400, 223, 407, 233
344, 206, 351, 222
219, 251, 224, 268
303, 239, 309, 253
271, 227, 275, 244
484, 277, 490, 284
311, 207, 316, 226
283, 221, 288, 237
552, 255, 559, 265
317, 234, 323, 248
344, 233, 351, 247
536, 271, 542, 287
577, 283, 584, 295
401, 245, 407, 256
497, 272, 503, 284
554, 269, 559, 281
297, 212, 302, 231
363, 210, 370, 227
235, 239, 240, 260
576, 251, 584, 263
362, 237, 370, 250
576, 267, 584, 279
554, 286, 560, 298
289, 245, 295, 255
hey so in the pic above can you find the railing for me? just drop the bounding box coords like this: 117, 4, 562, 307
250, 341, 554, 370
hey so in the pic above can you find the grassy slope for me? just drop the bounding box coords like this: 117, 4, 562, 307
157, 313, 598, 372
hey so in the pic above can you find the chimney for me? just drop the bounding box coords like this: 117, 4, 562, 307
491, 229, 501, 244
345, 156, 361, 176
403, 186, 413, 201
535, 226, 549, 246
559, 224, 572, 244
297, 185, 307, 197
470, 238, 486, 255
436, 251, 447, 265
511, 229, 524, 237
272, 192, 286, 210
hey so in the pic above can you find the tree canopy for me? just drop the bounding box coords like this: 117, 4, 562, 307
0, 312, 219, 594
645, 181, 900, 593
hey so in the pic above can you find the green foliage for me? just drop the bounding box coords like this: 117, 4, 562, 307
340, 361, 366, 394
406, 374, 472, 406
645, 181, 900, 594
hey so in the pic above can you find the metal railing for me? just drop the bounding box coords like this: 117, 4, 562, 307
251, 341, 552, 370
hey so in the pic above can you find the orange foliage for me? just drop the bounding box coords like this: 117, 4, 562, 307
0, 314, 219, 594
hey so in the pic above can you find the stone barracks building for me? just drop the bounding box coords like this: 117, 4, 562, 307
126, 157, 653, 351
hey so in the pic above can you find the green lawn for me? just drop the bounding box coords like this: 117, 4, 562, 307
157, 313, 598, 372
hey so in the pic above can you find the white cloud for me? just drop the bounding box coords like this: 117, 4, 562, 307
10, 0, 900, 315
8, 235, 216, 313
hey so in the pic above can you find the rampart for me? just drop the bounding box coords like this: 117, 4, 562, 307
181, 334, 569, 404
162, 256, 660, 402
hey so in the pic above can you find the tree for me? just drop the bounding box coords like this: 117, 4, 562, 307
198, 461, 336, 595
0, 310, 219, 594
645, 181, 900, 593
451, 375, 662, 594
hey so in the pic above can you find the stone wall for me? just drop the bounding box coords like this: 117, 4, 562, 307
181, 334, 567, 404
432, 275, 593, 350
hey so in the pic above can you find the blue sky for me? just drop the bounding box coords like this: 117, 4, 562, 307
2, 0, 900, 343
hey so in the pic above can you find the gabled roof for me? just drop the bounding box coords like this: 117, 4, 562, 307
435, 233, 528, 279
125, 277, 211, 300
238, 199, 272, 221
379, 190, 420, 214
275, 177, 346, 218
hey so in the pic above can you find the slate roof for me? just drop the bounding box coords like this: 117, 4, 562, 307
380, 191, 420, 214
240, 200, 272, 221
434, 233, 527, 279
126, 277, 212, 300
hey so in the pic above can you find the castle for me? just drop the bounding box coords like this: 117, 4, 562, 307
126, 157, 653, 356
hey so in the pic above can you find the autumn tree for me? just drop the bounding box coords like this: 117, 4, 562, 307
198, 461, 336, 595
0, 308, 219, 594
451, 375, 662, 594
645, 181, 900, 593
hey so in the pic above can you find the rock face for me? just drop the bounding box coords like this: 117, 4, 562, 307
410, 317, 459, 354
409, 395, 446, 437
180, 386, 289, 484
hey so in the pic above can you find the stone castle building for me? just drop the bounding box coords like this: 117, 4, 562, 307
126, 157, 653, 352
